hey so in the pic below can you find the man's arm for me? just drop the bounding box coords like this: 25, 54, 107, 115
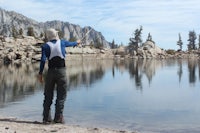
38, 45, 47, 83
39, 45, 47, 74
63, 40, 81, 47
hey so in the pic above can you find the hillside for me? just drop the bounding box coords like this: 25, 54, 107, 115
0, 7, 110, 48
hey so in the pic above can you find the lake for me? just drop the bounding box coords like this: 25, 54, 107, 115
0, 59, 200, 133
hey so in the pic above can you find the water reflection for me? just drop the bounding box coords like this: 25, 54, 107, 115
1, 59, 200, 106
177, 59, 183, 83
65, 60, 106, 90
0, 63, 40, 107
188, 59, 197, 84
66, 58, 200, 90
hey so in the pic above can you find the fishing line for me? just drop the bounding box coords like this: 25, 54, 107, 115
80, 17, 105, 42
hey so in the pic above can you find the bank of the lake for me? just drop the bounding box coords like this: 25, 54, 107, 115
1, 36, 200, 65
0, 116, 137, 133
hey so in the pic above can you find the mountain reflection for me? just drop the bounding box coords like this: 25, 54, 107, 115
0, 63, 40, 107
1, 59, 200, 106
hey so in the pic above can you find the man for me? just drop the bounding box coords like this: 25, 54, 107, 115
38, 28, 81, 124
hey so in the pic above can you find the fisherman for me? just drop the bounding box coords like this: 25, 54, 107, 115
38, 28, 81, 124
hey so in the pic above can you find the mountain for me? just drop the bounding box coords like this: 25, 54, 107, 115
0, 7, 110, 48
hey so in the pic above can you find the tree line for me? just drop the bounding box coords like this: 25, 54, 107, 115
177, 31, 200, 51
12, 26, 37, 38
12, 25, 199, 51
128, 26, 200, 51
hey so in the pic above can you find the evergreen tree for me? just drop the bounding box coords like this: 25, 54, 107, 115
19, 28, 23, 36
111, 39, 115, 49
177, 33, 183, 51
27, 27, 35, 37
187, 30, 197, 50
146, 32, 152, 41
129, 26, 143, 51
198, 35, 200, 49
12, 26, 18, 38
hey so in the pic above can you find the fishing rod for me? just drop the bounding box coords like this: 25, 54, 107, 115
76, 18, 105, 47
80, 28, 93, 41
81, 17, 104, 42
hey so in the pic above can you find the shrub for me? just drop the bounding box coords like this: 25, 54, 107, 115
166, 49, 176, 55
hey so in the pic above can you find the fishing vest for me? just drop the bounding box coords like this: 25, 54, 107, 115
47, 40, 65, 68
47, 39, 64, 60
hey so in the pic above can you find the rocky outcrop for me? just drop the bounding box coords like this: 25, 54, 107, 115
0, 8, 110, 48
0, 36, 113, 64
137, 41, 166, 58
0, 36, 42, 64
1, 35, 200, 65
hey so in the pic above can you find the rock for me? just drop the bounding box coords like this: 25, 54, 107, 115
15, 52, 22, 59
3, 55, 12, 64
100, 49, 105, 54
115, 46, 126, 55
8, 48, 13, 52
32, 54, 41, 61
4, 37, 14, 43
137, 41, 165, 58
66, 47, 96, 54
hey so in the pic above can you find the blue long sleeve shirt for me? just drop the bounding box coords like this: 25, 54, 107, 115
39, 39, 78, 74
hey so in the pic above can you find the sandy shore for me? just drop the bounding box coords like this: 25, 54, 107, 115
0, 117, 137, 133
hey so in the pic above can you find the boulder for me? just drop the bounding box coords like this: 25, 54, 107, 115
137, 41, 165, 58
115, 46, 126, 55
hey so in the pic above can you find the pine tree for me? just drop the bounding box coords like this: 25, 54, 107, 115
187, 30, 197, 50
129, 26, 143, 51
177, 33, 183, 51
198, 35, 200, 49
19, 28, 23, 36
27, 27, 35, 37
146, 33, 152, 41
12, 26, 18, 38
111, 39, 115, 49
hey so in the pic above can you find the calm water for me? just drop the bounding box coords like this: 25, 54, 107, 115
1, 59, 200, 132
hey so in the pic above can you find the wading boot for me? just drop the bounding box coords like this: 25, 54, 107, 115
54, 114, 65, 124
43, 111, 53, 124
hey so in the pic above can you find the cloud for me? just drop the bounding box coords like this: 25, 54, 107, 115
0, 0, 200, 49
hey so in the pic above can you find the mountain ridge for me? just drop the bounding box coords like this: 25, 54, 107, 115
0, 7, 110, 48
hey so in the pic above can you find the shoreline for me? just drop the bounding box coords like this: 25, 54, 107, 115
0, 116, 137, 133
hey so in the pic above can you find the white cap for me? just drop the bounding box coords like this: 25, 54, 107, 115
46, 28, 59, 41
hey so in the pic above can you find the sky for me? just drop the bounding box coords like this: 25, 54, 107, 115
0, 0, 200, 50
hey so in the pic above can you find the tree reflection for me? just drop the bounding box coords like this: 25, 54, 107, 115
1, 59, 200, 107
188, 59, 197, 84
177, 59, 183, 83
128, 60, 143, 90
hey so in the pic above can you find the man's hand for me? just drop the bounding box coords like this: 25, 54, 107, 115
38, 74, 43, 83
77, 40, 81, 44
